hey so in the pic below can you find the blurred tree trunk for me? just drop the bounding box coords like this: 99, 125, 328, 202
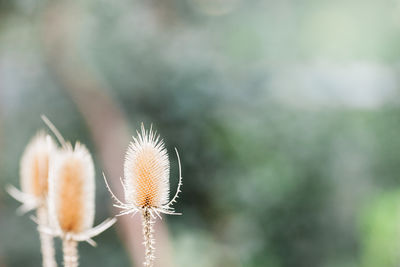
39, 2, 173, 267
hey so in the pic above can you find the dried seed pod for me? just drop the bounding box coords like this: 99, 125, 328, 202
21, 132, 56, 201
47, 142, 116, 267
48, 142, 95, 234
7, 131, 58, 267
104, 124, 183, 267
124, 125, 170, 209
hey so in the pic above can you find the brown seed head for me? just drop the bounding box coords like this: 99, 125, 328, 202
20, 132, 56, 199
48, 143, 95, 234
123, 125, 170, 208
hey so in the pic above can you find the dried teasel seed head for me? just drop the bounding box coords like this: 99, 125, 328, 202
123, 125, 170, 208
20, 131, 56, 199
48, 143, 95, 234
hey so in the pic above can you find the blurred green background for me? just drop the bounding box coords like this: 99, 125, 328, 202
2, 0, 400, 266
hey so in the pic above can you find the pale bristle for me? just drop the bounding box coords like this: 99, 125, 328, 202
48, 143, 95, 234
20, 132, 56, 198
123, 125, 170, 208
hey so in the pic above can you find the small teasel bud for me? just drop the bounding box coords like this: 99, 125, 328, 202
7, 132, 57, 267
21, 132, 56, 202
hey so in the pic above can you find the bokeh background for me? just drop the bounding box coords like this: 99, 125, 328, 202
1, 0, 400, 266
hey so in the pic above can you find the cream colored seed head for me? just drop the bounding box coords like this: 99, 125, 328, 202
103, 124, 182, 267
20, 131, 56, 199
123, 125, 170, 208
48, 142, 95, 234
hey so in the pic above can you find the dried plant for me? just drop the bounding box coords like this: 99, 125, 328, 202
7, 132, 58, 267
44, 142, 116, 267
104, 124, 183, 267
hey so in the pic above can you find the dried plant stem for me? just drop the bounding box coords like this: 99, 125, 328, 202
37, 206, 57, 267
63, 239, 78, 267
142, 209, 155, 267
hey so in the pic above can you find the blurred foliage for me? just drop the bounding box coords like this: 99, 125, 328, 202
2, 0, 400, 267
360, 191, 400, 267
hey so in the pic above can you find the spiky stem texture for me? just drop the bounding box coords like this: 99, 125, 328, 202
63, 239, 78, 267
37, 206, 57, 267
142, 209, 155, 267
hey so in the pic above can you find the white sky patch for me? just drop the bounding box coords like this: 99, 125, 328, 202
270, 61, 399, 109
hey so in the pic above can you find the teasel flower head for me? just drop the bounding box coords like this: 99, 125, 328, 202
6, 131, 56, 214
44, 142, 116, 247
104, 124, 183, 267
48, 143, 95, 235
6, 127, 59, 267
104, 123, 183, 217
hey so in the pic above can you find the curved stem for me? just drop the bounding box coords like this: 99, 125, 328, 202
63, 238, 78, 267
37, 206, 57, 267
142, 209, 155, 267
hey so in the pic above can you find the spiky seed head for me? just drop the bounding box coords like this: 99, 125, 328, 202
48, 143, 95, 234
20, 132, 56, 199
123, 125, 170, 208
